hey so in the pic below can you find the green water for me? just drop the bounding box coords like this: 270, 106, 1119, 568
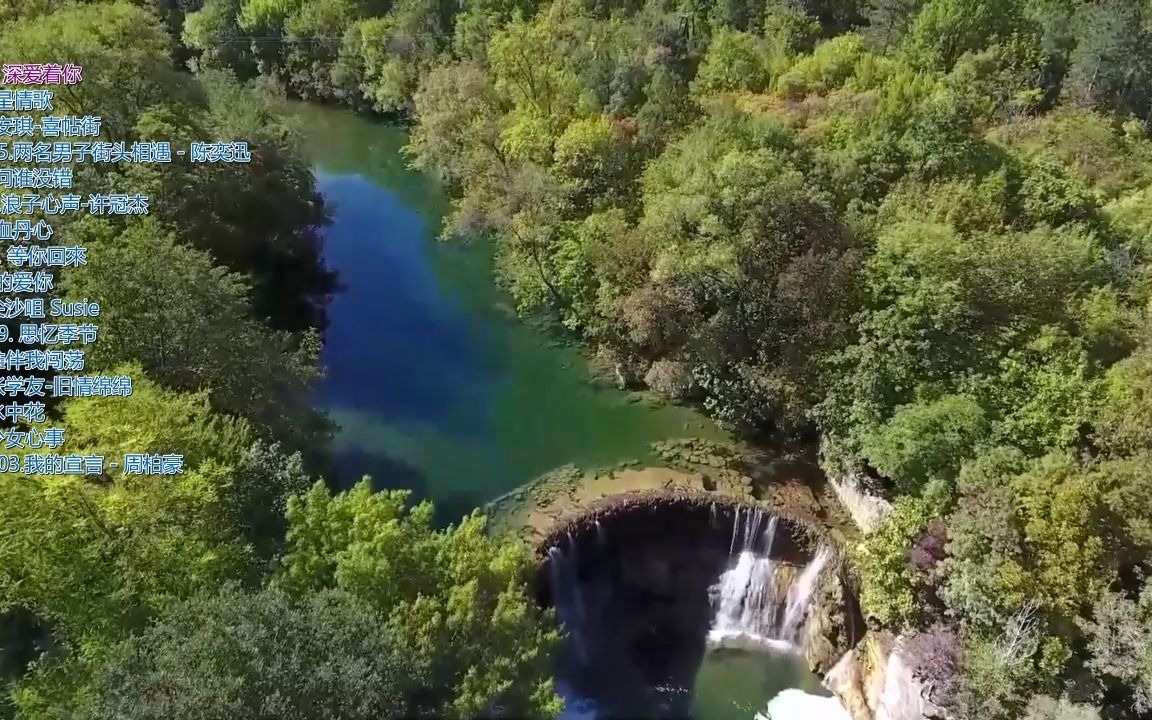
693, 648, 835, 720
289, 103, 725, 521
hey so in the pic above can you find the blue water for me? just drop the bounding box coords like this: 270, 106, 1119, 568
317, 172, 497, 437
297, 104, 725, 524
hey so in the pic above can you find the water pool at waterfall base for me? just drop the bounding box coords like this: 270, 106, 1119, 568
693, 645, 849, 720
557, 609, 853, 720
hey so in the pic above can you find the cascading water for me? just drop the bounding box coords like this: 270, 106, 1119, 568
709, 514, 782, 645
702, 509, 850, 720
780, 546, 832, 642
550, 541, 590, 665
707, 509, 832, 647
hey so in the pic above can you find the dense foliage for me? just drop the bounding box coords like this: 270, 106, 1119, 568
182, 0, 1152, 716
0, 2, 560, 718
1, 0, 1149, 716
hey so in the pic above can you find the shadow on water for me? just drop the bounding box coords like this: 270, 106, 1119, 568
329, 447, 480, 525
330, 447, 427, 494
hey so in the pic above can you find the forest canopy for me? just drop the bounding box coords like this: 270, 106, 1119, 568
2, 0, 1152, 718
184, 0, 1152, 716
0, 2, 559, 718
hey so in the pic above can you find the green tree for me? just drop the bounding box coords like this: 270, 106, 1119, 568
184, 0, 260, 76
0, 0, 55, 22
1095, 337, 1152, 455
862, 0, 923, 51
119, 69, 336, 333
0, 1, 195, 141
946, 34, 1051, 121
854, 496, 941, 628
408, 62, 510, 187
1064, 0, 1152, 123
635, 63, 700, 149
818, 220, 1108, 465
901, 0, 1031, 71
1080, 587, 1152, 714
633, 114, 862, 427
692, 27, 772, 93
1023, 696, 1103, 720
953, 609, 1049, 720
62, 220, 329, 456
942, 450, 1111, 632
489, 14, 583, 139
775, 33, 869, 98
453, 0, 542, 64
278, 480, 563, 719
81, 586, 420, 720
0, 370, 255, 653
335, 0, 453, 114
552, 114, 639, 211
860, 394, 988, 494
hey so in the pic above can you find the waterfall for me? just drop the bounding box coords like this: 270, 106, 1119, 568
729, 507, 743, 556
709, 513, 786, 646
727, 506, 775, 555
704, 517, 846, 720
549, 544, 589, 664
549, 545, 572, 624
709, 551, 781, 642
708, 510, 832, 649
780, 546, 832, 642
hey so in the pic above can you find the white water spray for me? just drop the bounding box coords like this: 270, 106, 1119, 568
780, 546, 832, 642
708, 510, 833, 647
704, 511, 848, 719
761, 689, 853, 720
709, 514, 782, 644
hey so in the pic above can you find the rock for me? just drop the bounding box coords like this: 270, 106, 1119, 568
821, 447, 893, 533
825, 649, 873, 720
644, 360, 695, 402
819, 632, 949, 720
